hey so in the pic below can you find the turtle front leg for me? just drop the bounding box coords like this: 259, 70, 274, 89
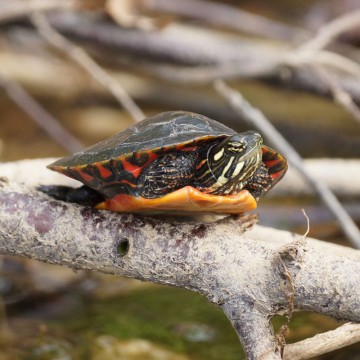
38, 185, 105, 207
137, 151, 197, 199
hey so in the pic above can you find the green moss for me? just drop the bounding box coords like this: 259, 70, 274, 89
11, 284, 360, 360
59, 285, 242, 360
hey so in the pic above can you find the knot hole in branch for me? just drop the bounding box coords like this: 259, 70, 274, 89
117, 238, 130, 256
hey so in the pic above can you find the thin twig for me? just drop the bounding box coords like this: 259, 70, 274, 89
0, 75, 83, 153
283, 323, 360, 360
315, 66, 360, 125
302, 209, 310, 238
122, 61, 280, 84
214, 79, 360, 249
0, 0, 78, 23
284, 9, 360, 126
298, 8, 360, 52
31, 12, 145, 123
286, 49, 360, 78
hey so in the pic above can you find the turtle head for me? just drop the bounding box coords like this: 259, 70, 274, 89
222, 131, 262, 157
200, 131, 263, 194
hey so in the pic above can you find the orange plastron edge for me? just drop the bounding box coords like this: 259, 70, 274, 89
96, 186, 257, 215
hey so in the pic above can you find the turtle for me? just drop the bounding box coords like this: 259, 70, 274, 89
41, 111, 287, 214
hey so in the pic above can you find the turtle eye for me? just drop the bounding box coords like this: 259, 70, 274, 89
227, 141, 246, 153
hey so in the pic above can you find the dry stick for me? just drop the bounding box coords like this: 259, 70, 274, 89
122, 60, 280, 84
31, 13, 145, 123
43, 12, 360, 104
138, 0, 360, 79
214, 80, 360, 249
0, 75, 83, 153
285, 9, 360, 126
286, 46, 360, 79
0, 0, 78, 22
283, 323, 360, 360
283, 5, 360, 77
315, 66, 360, 125
140, 0, 308, 42
312, 51, 360, 77
298, 8, 360, 52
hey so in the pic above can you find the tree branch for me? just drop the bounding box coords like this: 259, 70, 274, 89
222, 299, 280, 360
0, 178, 359, 359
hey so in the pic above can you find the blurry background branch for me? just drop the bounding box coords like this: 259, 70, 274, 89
0, 74, 84, 152
31, 12, 145, 122
41, 11, 360, 104
297, 8, 360, 52
0, 0, 79, 23
125, 0, 310, 41
0, 3, 359, 101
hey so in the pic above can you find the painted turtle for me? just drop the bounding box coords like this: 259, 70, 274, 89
43, 111, 287, 214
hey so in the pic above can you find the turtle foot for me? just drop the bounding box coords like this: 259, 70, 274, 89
38, 185, 104, 207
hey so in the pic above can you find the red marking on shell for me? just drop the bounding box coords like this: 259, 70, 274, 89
122, 160, 142, 178
147, 151, 158, 162
97, 164, 113, 178
76, 168, 94, 183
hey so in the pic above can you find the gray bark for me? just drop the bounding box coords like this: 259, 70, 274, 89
0, 178, 360, 359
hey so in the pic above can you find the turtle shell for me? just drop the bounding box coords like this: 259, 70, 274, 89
51, 111, 236, 169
